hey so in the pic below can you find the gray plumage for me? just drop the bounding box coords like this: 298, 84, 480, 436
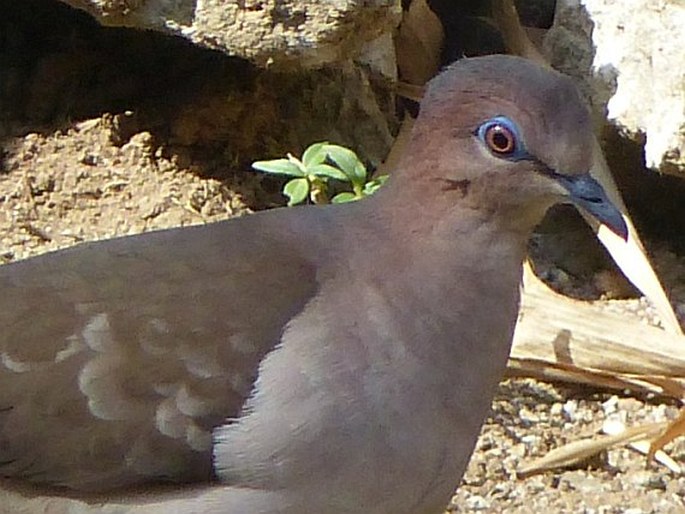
0, 55, 626, 513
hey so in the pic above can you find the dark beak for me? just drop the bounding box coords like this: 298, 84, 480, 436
554, 173, 629, 241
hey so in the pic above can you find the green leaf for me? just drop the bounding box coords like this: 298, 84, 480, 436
252, 159, 304, 177
331, 192, 358, 203
283, 178, 310, 205
324, 145, 366, 182
351, 161, 368, 185
286, 154, 308, 175
363, 174, 389, 196
307, 163, 349, 181
302, 142, 330, 168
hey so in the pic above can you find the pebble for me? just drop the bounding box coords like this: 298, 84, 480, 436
464, 495, 490, 511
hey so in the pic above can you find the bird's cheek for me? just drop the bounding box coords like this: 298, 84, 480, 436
529, 173, 570, 202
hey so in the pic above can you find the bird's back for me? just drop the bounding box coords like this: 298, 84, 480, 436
0, 207, 323, 490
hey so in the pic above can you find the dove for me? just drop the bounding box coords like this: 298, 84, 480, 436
0, 55, 626, 513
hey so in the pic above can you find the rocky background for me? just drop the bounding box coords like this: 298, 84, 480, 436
1, 0, 684, 512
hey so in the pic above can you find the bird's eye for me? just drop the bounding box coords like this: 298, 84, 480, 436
475, 116, 529, 161
485, 124, 515, 154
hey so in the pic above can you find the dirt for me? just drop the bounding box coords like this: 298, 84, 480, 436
452, 381, 685, 513
0, 115, 264, 262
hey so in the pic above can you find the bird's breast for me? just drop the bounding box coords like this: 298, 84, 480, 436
214, 256, 522, 513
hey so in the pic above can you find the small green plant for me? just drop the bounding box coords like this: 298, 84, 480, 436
251, 142, 388, 206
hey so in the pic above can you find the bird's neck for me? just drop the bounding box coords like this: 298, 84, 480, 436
327, 177, 533, 372
342, 183, 530, 359
356, 173, 533, 264
327, 189, 529, 488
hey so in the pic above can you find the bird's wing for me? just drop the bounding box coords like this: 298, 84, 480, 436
0, 215, 319, 491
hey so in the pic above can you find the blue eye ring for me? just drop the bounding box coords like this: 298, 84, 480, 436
476, 116, 529, 161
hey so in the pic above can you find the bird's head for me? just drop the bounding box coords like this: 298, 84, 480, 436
394, 55, 627, 240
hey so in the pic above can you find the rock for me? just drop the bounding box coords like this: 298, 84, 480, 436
60, 0, 402, 68
465, 495, 491, 511
545, 0, 685, 176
